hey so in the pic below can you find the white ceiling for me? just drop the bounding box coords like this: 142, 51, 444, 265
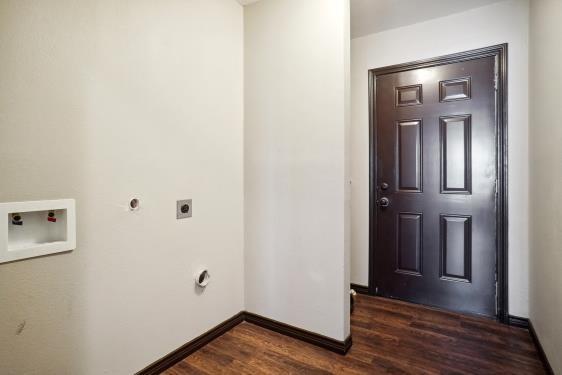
237, 0, 261, 5
351, 0, 506, 38
237, 0, 506, 38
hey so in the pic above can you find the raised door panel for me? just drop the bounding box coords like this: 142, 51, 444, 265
440, 215, 472, 283
440, 115, 472, 194
397, 119, 423, 192
395, 85, 422, 107
440, 77, 472, 102
396, 213, 423, 276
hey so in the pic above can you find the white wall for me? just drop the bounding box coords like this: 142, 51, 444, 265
351, 0, 530, 317
244, 0, 351, 341
529, 0, 562, 372
0, 1, 244, 374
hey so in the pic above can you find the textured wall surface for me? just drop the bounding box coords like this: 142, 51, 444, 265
529, 0, 562, 372
0, 1, 244, 373
244, 0, 351, 341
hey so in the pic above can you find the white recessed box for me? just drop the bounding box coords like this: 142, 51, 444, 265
0, 199, 76, 264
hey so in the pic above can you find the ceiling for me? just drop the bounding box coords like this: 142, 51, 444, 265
237, 0, 506, 39
237, 0, 261, 5
351, 0, 506, 38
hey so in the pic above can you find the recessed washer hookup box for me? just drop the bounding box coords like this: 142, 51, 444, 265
0, 199, 76, 264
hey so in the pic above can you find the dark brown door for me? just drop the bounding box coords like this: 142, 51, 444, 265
373, 55, 498, 317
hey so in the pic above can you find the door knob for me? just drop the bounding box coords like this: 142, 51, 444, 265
378, 197, 390, 208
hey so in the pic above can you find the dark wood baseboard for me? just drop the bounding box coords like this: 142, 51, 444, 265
136, 312, 244, 375
508, 316, 555, 374
244, 311, 352, 355
350, 283, 370, 295
508, 315, 529, 329
529, 320, 555, 375
137, 311, 352, 374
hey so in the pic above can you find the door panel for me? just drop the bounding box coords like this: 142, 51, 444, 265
397, 120, 423, 192
440, 214, 472, 282
440, 115, 472, 193
374, 56, 497, 317
396, 213, 423, 276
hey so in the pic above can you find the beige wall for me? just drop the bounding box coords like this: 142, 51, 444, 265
0, 1, 244, 374
529, 0, 562, 372
350, 0, 531, 317
244, 0, 351, 341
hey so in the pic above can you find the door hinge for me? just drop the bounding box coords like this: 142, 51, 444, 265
375, 287, 379, 295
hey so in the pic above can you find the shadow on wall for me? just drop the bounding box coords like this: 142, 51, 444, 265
1, 0, 247, 373
0, 3, 89, 371
0, 1, 100, 372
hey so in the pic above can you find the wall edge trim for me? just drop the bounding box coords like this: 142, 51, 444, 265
135, 312, 245, 375
244, 311, 352, 355
508, 315, 529, 329
529, 320, 555, 375
136, 311, 352, 374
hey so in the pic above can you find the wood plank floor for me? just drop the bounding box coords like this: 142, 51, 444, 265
164, 295, 546, 374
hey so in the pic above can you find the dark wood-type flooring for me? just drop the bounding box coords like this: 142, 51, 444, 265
164, 295, 546, 374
